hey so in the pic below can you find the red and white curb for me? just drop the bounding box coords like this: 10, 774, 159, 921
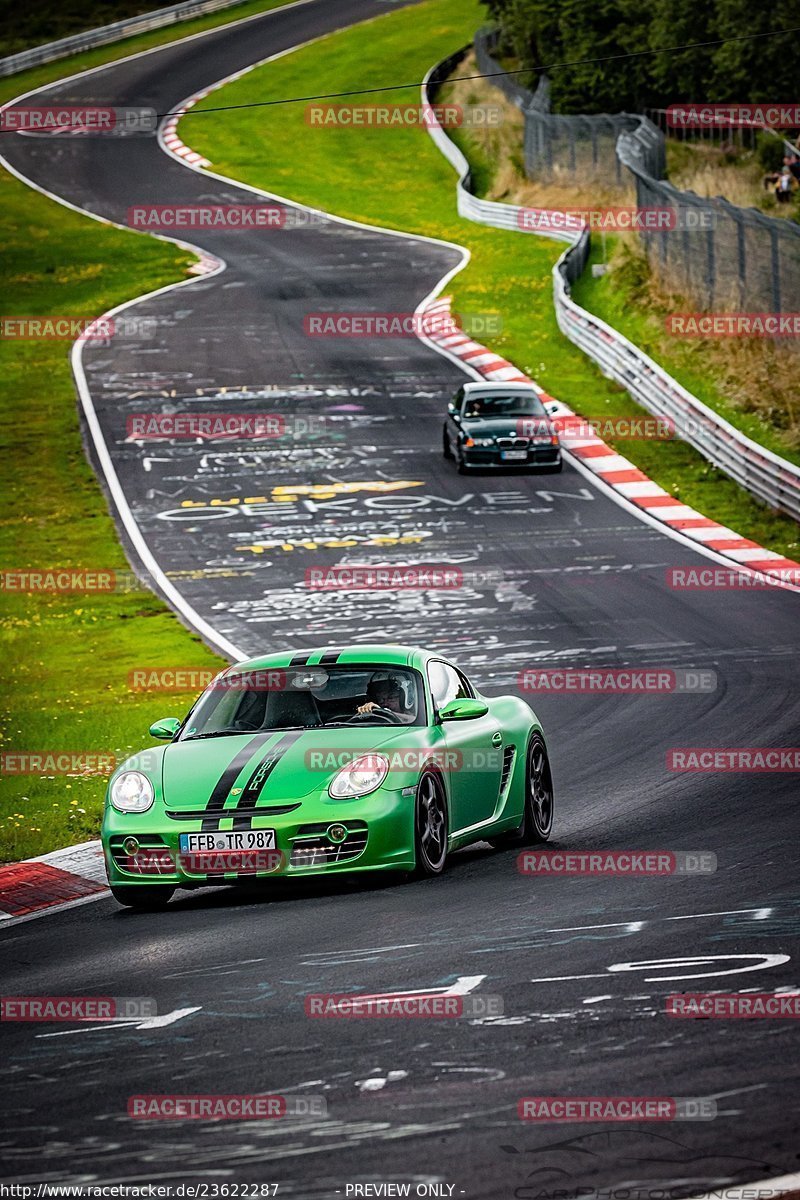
187, 248, 224, 276
0, 839, 107, 925
160, 91, 212, 168
159, 95, 224, 281
421, 297, 800, 589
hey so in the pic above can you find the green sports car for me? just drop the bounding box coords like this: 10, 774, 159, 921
102, 644, 554, 908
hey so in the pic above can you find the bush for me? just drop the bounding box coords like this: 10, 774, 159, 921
756, 132, 787, 174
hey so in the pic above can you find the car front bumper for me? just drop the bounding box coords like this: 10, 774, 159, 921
462, 446, 562, 469
102, 784, 417, 887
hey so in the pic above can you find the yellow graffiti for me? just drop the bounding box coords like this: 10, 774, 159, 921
240, 534, 429, 554
179, 480, 423, 508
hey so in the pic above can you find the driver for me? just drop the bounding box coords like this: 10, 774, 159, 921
356, 671, 407, 718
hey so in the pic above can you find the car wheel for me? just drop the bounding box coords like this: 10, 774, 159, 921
414, 770, 448, 876
442, 425, 452, 459
524, 733, 554, 841
455, 446, 468, 475
489, 732, 554, 847
110, 884, 175, 910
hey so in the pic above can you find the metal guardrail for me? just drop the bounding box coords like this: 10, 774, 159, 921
423, 52, 800, 523
0, 0, 249, 76
425, 51, 575, 244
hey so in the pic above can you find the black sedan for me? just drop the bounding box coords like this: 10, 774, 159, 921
442, 382, 562, 473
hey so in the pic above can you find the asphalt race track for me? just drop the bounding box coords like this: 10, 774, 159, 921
1, 0, 799, 1193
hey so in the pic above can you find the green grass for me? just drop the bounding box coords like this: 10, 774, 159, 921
572, 241, 800, 469
0, 0, 299, 862
187, 0, 800, 561
0, 152, 225, 863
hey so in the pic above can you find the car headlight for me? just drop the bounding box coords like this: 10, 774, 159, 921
329, 754, 389, 799
467, 436, 495, 447
110, 771, 154, 813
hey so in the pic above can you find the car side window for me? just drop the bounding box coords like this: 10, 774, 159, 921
452, 386, 464, 411
427, 661, 471, 710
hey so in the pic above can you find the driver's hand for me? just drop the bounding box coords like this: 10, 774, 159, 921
357, 701, 378, 713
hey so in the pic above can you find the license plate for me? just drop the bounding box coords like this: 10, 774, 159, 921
501, 449, 528, 461
179, 830, 276, 853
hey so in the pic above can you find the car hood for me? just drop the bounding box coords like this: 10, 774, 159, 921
462, 416, 553, 438
160, 725, 433, 810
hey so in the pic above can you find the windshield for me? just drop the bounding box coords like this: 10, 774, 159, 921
462, 392, 547, 419
180, 665, 425, 738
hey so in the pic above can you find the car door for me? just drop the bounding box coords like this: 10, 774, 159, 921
446, 386, 465, 455
427, 660, 503, 834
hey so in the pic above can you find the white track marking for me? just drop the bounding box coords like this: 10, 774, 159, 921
543, 908, 778, 935
351, 975, 485, 1002
531, 953, 790, 984
36, 1006, 201, 1037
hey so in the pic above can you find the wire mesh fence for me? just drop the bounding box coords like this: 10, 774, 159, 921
474, 27, 800, 312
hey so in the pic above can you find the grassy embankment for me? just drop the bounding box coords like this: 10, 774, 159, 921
0, 0, 296, 859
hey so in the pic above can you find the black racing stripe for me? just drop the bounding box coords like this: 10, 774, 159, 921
231, 729, 305, 830
318, 649, 343, 665
289, 652, 313, 666
200, 732, 276, 832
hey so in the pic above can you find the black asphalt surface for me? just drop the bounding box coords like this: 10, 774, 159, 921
1, 0, 799, 1193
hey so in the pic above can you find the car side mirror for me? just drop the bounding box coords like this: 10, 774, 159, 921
545, 401, 560, 416
447, 402, 457, 415
149, 717, 181, 740
439, 698, 489, 721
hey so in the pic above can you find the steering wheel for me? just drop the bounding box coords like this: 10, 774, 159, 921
343, 706, 403, 726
